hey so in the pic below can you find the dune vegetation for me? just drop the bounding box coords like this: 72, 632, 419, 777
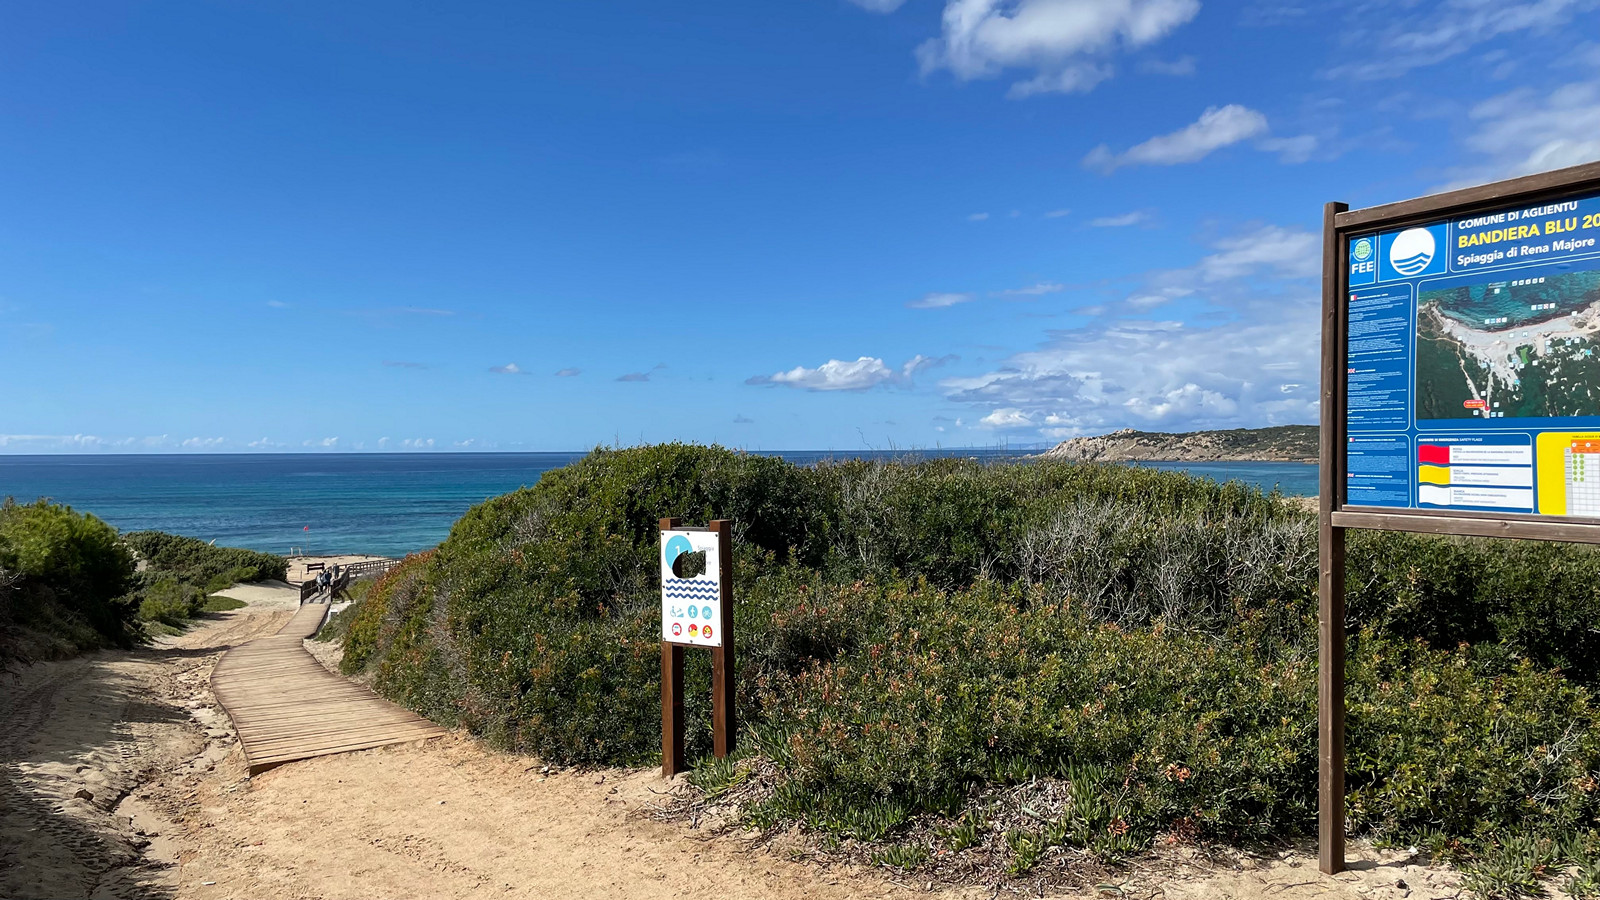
0, 499, 287, 662
328, 444, 1599, 893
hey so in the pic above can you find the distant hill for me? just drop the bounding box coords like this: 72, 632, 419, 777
1037, 425, 1317, 463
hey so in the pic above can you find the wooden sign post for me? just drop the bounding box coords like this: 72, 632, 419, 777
1320, 160, 1600, 873
659, 517, 735, 778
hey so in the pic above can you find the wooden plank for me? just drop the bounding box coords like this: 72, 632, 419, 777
244, 720, 446, 745
1319, 200, 1348, 876
710, 518, 735, 759
661, 517, 686, 778
1332, 509, 1600, 543
212, 598, 446, 774
1334, 161, 1600, 230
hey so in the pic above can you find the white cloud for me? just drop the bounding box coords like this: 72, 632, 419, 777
489, 363, 523, 374
303, 437, 340, 448
1044, 208, 1072, 218
1195, 225, 1318, 281
1138, 55, 1195, 75
401, 437, 435, 449
995, 282, 1065, 297
908, 291, 977, 309
916, 0, 1201, 97
1123, 382, 1238, 419
1090, 210, 1150, 227
938, 223, 1323, 437
555, 367, 581, 377
967, 212, 991, 221
754, 357, 896, 391
979, 407, 1035, 429
902, 354, 958, 378
1123, 288, 1189, 309
847, 0, 908, 10
266, 300, 290, 308
1084, 104, 1269, 172
1452, 79, 1600, 184
1328, 0, 1598, 80
0, 433, 106, 450
1257, 133, 1318, 164
749, 354, 951, 391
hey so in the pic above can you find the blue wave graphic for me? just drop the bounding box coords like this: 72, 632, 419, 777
664, 583, 720, 599
1392, 251, 1432, 275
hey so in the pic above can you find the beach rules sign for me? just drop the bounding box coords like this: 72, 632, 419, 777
660, 528, 724, 647
658, 517, 737, 777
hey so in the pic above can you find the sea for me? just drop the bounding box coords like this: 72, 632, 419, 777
0, 453, 1319, 558
1426, 268, 1600, 331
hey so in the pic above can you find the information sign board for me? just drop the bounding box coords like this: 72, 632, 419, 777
1345, 189, 1600, 517
1320, 161, 1600, 878
657, 517, 737, 777
660, 529, 723, 647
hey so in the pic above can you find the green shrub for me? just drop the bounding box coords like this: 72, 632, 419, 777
138, 578, 205, 627
333, 444, 1600, 873
121, 532, 286, 630
202, 595, 247, 613
0, 499, 138, 663
122, 531, 286, 586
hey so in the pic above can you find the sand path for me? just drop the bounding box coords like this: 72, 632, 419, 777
1, 589, 1465, 900
0, 598, 293, 898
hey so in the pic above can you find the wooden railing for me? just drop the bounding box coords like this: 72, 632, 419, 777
343, 558, 401, 578
295, 557, 402, 604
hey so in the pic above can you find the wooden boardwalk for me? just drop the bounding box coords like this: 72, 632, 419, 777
212, 600, 446, 774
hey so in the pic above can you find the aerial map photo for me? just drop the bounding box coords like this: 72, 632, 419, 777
1415, 267, 1600, 420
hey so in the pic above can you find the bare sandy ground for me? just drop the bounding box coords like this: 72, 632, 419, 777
1, 586, 1470, 900
209, 581, 302, 611
0, 599, 292, 898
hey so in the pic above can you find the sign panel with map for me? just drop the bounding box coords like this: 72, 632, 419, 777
1343, 188, 1600, 518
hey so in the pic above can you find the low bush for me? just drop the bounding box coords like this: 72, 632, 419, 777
202, 595, 247, 613
335, 444, 1600, 883
122, 531, 285, 631
138, 578, 206, 627
0, 499, 139, 664
123, 531, 286, 586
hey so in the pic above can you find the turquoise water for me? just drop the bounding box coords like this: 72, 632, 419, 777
1128, 460, 1319, 497
1426, 269, 1600, 331
0, 453, 1318, 557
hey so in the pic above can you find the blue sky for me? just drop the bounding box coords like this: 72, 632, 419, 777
3, 0, 1598, 453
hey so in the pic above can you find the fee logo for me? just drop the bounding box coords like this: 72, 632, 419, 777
1349, 235, 1377, 286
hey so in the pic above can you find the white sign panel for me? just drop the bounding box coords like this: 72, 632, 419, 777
660, 529, 723, 647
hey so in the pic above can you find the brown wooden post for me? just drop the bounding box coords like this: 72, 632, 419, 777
709, 518, 736, 758
660, 516, 686, 777
1319, 200, 1349, 875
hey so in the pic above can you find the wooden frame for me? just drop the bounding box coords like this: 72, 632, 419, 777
1320, 160, 1600, 873
659, 517, 736, 778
